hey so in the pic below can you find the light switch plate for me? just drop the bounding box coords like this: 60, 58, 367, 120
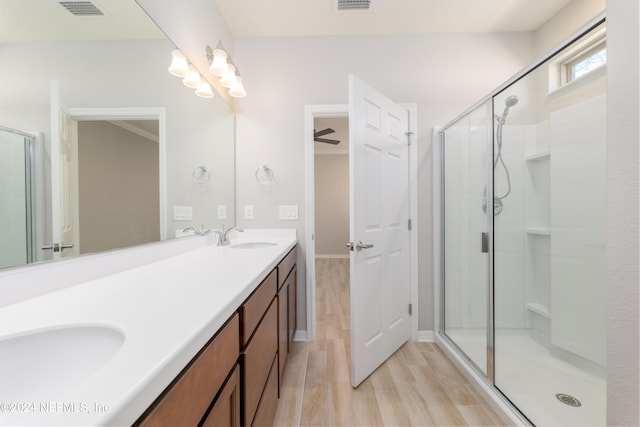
244, 205, 254, 220
279, 205, 298, 220
173, 206, 193, 221
217, 205, 227, 220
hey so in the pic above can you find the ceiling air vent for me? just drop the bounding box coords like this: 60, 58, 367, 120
336, 0, 372, 12
58, 1, 105, 16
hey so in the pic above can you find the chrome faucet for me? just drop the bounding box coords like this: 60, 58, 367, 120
182, 225, 211, 236
215, 225, 244, 246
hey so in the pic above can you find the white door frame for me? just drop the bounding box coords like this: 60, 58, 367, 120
65, 107, 167, 240
304, 103, 419, 342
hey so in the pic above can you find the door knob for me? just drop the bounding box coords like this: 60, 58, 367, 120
347, 241, 374, 252
356, 241, 373, 251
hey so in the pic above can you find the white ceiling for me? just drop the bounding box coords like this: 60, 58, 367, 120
212, 0, 573, 38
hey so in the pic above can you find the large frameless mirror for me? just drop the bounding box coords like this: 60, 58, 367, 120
0, 0, 235, 269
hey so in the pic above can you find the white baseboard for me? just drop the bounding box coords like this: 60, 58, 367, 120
293, 330, 308, 342
417, 330, 435, 342
315, 254, 349, 259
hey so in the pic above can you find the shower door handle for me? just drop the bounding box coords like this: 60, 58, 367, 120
481, 233, 489, 253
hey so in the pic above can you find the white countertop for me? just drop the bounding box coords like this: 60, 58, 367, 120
0, 229, 297, 426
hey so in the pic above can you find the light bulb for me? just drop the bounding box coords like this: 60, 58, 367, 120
229, 75, 246, 98
220, 64, 237, 88
195, 81, 214, 98
168, 50, 188, 77
183, 65, 202, 89
209, 49, 228, 77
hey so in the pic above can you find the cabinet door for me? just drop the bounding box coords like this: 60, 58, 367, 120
251, 356, 278, 427
242, 300, 278, 426
201, 365, 240, 427
277, 281, 289, 391
287, 267, 297, 345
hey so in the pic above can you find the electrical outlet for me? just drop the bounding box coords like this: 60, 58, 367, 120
217, 205, 227, 220
244, 204, 254, 220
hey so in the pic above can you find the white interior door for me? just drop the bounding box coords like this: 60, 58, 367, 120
49, 81, 79, 259
349, 75, 411, 387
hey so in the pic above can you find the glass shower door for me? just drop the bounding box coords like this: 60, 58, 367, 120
492, 23, 607, 425
0, 127, 34, 269
442, 100, 492, 374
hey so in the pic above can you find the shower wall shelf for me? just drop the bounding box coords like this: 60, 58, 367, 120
526, 302, 551, 319
525, 150, 551, 162
526, 227, 551, 236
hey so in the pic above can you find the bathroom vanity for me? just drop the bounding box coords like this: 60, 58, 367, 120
0, 229, 296, 427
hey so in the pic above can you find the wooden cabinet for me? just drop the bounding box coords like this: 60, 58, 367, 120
251, 356, 279, 427
241, 300, 278, 426
277, 248, 297, 390
136, 245, 296, 427
135, 314, 240, 427
240, 269, 277, 347
201, 365, 241, 427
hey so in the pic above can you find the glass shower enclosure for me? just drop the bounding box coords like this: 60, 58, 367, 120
440, 19, 607, 426
0, 126, 36, 269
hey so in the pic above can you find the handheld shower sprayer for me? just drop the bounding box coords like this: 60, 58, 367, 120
484, 95, 518, 216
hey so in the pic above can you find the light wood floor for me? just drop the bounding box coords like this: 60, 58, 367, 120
273, 258, 506, 427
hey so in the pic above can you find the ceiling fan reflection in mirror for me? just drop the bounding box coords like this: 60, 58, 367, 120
314, 128, 340, 145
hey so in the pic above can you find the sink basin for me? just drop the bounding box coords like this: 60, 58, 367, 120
231, 242, 277, 249
0, 325, 125, 400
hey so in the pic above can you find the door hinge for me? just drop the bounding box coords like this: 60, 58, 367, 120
408, 303, 413, 316
405, 131, 413, 145
408, 218, 412, 230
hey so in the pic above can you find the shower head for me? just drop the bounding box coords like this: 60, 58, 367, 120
498, 95, 519, 124
505, 95, 519, 108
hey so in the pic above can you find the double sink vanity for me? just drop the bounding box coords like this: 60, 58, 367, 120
0, 229, 297, 426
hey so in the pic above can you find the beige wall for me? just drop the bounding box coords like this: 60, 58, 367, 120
78, 121, 159, 254
314, 154, 349, 256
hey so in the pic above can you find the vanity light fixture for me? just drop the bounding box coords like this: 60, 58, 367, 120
168, 50, 189, 77
183, 65, 202, 89
206, 41, 247, 98
229, 75, 247, 98
209, 47, 229, 77
219, 63, 237, 88
168, 49, 215, 99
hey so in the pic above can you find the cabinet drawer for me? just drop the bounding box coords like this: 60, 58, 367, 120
242, 300, 278, 426
251, 356, 278, 427
277, 246, 296, 290
240, 269, 277, 347
201, 364, 240, 427
137, 314, 239, 427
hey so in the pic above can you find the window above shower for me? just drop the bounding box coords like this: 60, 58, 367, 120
548, 22, 606, 94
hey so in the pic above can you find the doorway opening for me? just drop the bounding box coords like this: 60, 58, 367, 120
313, 113, 352, 370
60, 107, 166, 257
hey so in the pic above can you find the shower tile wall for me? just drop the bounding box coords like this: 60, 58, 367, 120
549, 95, 606, 367
494, 125, 526, 330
